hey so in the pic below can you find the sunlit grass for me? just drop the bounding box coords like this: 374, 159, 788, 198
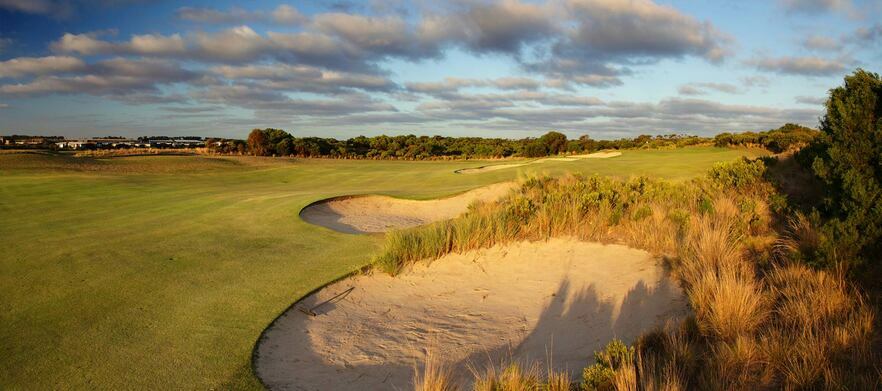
0, 147, 767, 389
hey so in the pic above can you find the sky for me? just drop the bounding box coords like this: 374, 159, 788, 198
0, 0, 880, 140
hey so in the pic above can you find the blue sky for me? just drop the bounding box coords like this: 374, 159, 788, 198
0, 0, 880, 139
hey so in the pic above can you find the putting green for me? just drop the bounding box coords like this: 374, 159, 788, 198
0, 146, 764, 389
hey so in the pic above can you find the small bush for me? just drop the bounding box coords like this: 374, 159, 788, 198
707, 158, 766, 190
581, 339, 634, 391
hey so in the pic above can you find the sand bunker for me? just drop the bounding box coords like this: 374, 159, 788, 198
255, 238, 689, 390
299, 182, 516, 234
456, 151, 623, 174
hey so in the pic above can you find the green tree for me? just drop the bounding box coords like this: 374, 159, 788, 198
539, 131, 568, 155
810, 69, 882, 265
276, 138, 292, 156
522, 141, 548, 157
578, 135, 598, 152
246, 129, 269, 156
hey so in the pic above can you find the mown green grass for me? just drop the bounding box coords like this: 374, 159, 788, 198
0, 146, 763, 389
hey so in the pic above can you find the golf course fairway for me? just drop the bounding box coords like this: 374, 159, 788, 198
0, 146, 763, 389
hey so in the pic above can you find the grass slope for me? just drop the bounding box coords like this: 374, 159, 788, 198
0, 147, 762, 389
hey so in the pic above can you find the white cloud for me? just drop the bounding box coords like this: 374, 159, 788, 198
210, 63, 396, 93
802, 35, 842, 51
6, 0, 827, 137
678, 82, 741, 95
0, 0, 71, 17
750, 55, 847, 76
51, 0, 731, 87
176, 5, 306, 25
563, 0, 731, 62
0, 56, 86, 77
795, 95, 827, 105
51, 32, 186, 56
741, 75, 771, 88
272, 5, 305, 24
853, 23, 882, 42
0, 58, 195, 97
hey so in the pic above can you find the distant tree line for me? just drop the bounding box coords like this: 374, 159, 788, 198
2, 125, 821, 158
713, 123, 819, 153
231, 129, 715, 159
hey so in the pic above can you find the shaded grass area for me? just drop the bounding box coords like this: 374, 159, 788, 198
0, 147, 760, 389
391, 160, 878, 389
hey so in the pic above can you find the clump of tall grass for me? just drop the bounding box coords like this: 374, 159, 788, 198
374, 174, 699, 274
414, 350, 459, 391
471, 360, 575, 391
382, 157, 879, 390
473, 362, 541, 391
415, 356, 575, 391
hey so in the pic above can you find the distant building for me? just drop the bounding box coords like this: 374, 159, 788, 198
148, 137, 205, 148
3, 136, 64, 147
55, 140, 95, 149
16, 137, 45, 145
91, 138, 136, 148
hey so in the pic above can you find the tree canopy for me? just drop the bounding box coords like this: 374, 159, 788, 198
807, 69, 882, 266
229, 129, 715, 159
714, 123, 819, 153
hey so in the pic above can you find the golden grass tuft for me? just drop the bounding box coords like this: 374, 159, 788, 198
688, 270, 768, 341
472, 362, 541, 391
544, 370, 572, 391
415, 350, 459, 391
387, 164, 880, 391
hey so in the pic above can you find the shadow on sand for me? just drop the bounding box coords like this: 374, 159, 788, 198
254, 268, 688, 390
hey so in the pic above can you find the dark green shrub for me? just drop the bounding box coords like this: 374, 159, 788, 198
807, 69, 882, 267
581, 339, 634, 391
522, 141, 548, 157
707, 158, 766, 190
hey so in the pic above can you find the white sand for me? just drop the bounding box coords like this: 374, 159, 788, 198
457, 151, 623, 175
255, 238, 689, 390
299, 182, 516, 234
570, 151, 623, 159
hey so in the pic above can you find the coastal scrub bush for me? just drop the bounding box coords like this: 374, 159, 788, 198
581, 339, 634, 391
804, 69, 882, 267
707, 158, 766, 191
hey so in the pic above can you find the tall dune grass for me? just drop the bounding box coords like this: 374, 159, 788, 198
415, 350, 459, 391
395, 158, 879, 390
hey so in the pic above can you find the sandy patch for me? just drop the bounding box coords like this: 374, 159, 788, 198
255, 238, 689, 390
299, 182, 516, 234
456, 151, 622, 174
570, 151, 623, 159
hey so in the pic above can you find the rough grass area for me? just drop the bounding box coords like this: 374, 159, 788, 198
0, 147, 761, 389
392, 159, 879, 389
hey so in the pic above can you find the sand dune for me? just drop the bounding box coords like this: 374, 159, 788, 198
254, 238, 689, 390
299, 182, 516, 234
